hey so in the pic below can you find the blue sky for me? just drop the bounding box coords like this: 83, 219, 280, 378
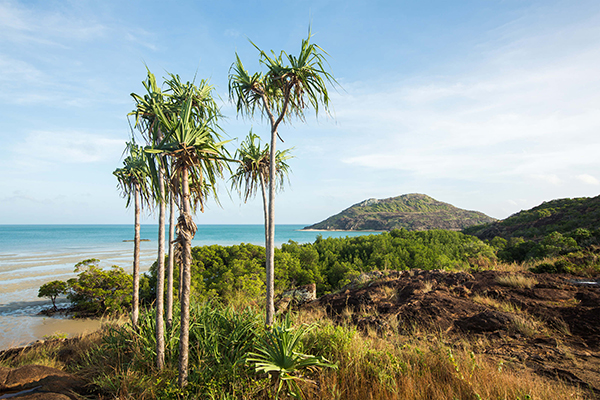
1, 0, 599, 225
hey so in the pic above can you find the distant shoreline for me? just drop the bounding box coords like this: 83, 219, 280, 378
300, 228, 387, 233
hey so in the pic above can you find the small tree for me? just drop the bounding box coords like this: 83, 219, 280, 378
38, 281, 67, 311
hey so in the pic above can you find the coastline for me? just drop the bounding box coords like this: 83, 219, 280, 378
300, 228, 387, 233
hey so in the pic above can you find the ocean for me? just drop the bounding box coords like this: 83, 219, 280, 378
0, 224, 379, 350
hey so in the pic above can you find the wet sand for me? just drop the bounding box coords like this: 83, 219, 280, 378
0, 245, 156, 350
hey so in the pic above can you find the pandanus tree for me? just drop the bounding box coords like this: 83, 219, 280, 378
231, 132, 292, 257
229, 30, 335, 325
113, 141, 151, 328
130, 72, 169, 369
146, 76, 229, 388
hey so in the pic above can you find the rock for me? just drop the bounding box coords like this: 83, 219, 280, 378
275, 283, 317, 313
455, 310, 513, 333
0, 365, 85, 400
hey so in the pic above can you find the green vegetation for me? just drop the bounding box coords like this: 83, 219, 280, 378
137, 229, 495, 305
305, 194, 496, 231
67, 259, 133, 315
461, 196, 600, 277
38, 280, 67, 310
38, 259, 133, 316
464, 195, 600, 240
2, 302, 581, 399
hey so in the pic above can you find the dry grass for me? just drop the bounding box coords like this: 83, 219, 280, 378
496, 273, 538, 289
472, 294, 521, 314
0, 307, 590, 400
376, 285, 397, 300
298, 314, 586, 400
422, 280, 435, 293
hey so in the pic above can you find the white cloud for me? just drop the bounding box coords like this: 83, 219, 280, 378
336, 9, 600, 185
0, 1, 107, 45
577, 174, 600, 185
13, 131, 124, 164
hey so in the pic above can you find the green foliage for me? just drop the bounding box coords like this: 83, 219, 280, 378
38, 280, 67, 310
145, 230, 496, 302
464, 195, 600, 241
248, 314, 337, 399
66, 259, 133, 315
96, 302, 265, 399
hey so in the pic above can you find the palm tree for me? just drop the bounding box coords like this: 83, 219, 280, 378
130, 71, 169, 369
231, 132, 292, 259
146, 74, 229, 388
113, 141, 151, 328
229, 30, 335, 325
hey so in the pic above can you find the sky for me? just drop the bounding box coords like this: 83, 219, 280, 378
1, 0, 599, 225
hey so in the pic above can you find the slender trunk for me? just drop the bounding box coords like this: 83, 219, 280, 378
260, 175, 269, 247
178, 168, 193, 388
132, 184, 141, 328
259, 174, 270, 304
266, 125, 277, 326
167, 195, 175, 329
156, 167, 166, 369
259, 92, 290, 327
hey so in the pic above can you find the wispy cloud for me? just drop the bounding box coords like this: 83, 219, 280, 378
577, 174, 600, 185
12, 131, 124, 165
336, 8, 600, 186
0, 1, 107, 45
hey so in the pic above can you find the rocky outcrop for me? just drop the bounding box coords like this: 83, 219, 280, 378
0, 365, 86, 399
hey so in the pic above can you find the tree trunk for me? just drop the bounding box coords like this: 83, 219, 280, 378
266, 126, 277, 326
156, 167, 166, 370
167, 195, 175, 329
259, 174, 270, 311
132, 183, 141, 328
178, 168, 193, 388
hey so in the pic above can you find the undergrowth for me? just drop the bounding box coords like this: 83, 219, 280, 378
0, 301, 591, 399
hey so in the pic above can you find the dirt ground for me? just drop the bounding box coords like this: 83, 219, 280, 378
307, 269, 600, 396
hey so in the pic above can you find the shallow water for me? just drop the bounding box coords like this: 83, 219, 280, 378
0, 224, 379, 350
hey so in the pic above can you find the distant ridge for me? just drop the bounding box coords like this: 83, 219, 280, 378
463, 194, 600, 240
303, 193, 496, 231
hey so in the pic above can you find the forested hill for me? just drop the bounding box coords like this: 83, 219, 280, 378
463, 195, 600, 240
303, 193, 495, 231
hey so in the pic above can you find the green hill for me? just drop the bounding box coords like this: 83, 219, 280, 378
463, 195, 600, 240
303, 193, 496, 231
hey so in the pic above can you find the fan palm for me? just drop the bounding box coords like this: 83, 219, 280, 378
231, 132, 292, 260
113, 141, 151, 328
229, 29, 335, 325
146, 75, 230, 388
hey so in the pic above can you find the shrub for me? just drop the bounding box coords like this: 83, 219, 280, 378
66, 259, 133, 315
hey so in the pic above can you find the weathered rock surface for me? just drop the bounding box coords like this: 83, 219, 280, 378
0, 365, 85, 399
305, 269, 600, 395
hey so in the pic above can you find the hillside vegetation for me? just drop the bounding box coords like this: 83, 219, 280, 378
304, 193, 495, 231
463, 195, 600, 240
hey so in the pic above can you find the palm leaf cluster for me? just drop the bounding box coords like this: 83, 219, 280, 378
229, 29, 335, 326
231, 132, 292, 204
113, 141, 152, 208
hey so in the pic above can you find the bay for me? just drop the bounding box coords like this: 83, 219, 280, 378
0, 224, 379, 350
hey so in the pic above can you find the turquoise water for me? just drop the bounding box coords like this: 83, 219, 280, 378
0, 224, 379, 253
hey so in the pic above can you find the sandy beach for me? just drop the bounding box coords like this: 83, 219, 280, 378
0, 245, 156, 350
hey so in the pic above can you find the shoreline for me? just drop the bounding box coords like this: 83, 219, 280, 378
300, 228, 387, 233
